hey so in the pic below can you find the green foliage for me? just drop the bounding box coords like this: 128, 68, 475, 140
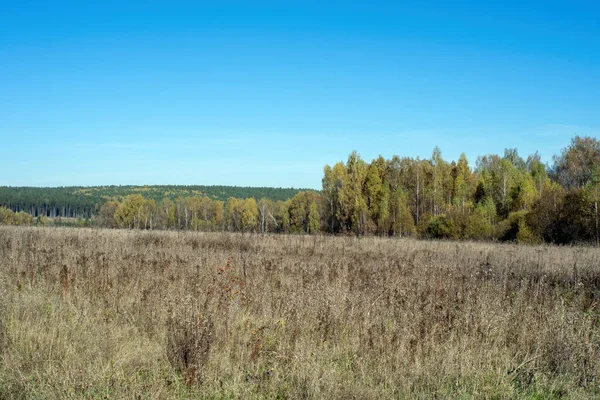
225, 198, 243, 232
390, 188, 415, 237
0, 207, 14, 225
510, 172, 537, 211
162, 198, 176, 229
345, 151, 369, 235
287, 191, 322, 234
554, 189, 594, 244
465, 197, 496, 240
496, 210, 535, 243
453, 153, 473, 213
527, 181, 564, 243
364, 161, 384, 221
13, 211, 34, 226
427, 214, 456, 239
241, 198, 258, 232
115, 194, 148, 229
516, 218, 539, 244
281, 200, 291, 232
308, 201, 320, 234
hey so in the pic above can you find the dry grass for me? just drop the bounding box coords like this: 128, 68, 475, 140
1, 226, 600, 398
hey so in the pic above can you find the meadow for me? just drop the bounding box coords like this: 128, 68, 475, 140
1, 226, 600, 399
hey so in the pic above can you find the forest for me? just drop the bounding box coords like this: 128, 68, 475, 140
0, 185, 305, 219
2, 135, 600, 245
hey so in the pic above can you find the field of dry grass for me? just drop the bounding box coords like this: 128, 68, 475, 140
1, 226, 600, 398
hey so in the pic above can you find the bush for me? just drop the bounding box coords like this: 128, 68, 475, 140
465, 197, 496, 240
426, 214, 456, 239
497, 211, 540, 244
166, 298, 213, 387
13, 211, 34, 226
0, 207, 14, 225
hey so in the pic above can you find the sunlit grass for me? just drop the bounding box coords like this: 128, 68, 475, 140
1, 226, 599, 398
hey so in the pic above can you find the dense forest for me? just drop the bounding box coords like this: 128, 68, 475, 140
2, 135, 600, 245
0, 185, 305, 218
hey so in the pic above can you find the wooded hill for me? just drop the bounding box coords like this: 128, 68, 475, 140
0, 185, 307, 218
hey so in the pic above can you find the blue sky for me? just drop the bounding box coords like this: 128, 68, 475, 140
1, 1, 599, 189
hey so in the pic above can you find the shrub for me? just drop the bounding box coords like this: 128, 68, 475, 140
427, 214, 456, 239
166, 298, 213, 387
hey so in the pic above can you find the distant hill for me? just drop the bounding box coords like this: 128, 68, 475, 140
0, 185, 311, 218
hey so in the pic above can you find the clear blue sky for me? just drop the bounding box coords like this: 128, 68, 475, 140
1, 1, 599, 189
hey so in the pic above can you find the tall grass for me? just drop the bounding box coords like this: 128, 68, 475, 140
1, 226, 600, 398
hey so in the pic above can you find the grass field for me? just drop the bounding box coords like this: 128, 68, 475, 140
1, 226, 600, 398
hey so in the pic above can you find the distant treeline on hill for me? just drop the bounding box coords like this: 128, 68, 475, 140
0, 185, 307, 219
3, 135, 600, 245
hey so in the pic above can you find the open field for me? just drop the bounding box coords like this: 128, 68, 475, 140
1, 227, 600, 398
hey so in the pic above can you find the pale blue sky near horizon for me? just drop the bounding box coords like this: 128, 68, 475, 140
1, 1, 599, 189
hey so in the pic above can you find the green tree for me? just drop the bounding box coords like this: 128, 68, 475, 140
322, 163, 345, 233
344, 151, 369, 235
225, 198, 243, 232
465, 197, 496, 240
241, 198, 258, 232
288, 193, 308, 233
287, 191, 322, 233
161, 198, 176, 230
214, 200, 224, 231
452, 153, 473, 214
187, 196, 203, 230
427, 214, 456, 239
527, 181, 564, 243
364, 161, 384, 233
390, 188, 415, 237
280, 200, 291, 233
516, 218, 538, 244
510, 172, 537, 211
375, 183, 390, 235
527, 151, 548, 197
115, 194, 147, 229
308, 201, 320, 234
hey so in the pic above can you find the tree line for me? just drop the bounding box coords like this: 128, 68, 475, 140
2, 135, 600, 245
0, 185, 306, 219
94, 191, 322, 234
318, 135, 600, 245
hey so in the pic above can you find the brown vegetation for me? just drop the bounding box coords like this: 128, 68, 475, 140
1, 226, 600, 398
